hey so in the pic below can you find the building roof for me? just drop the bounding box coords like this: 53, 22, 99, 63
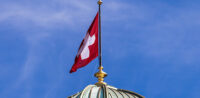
68, 84, 144, 98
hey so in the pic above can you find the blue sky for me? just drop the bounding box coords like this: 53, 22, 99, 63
0, 0, 200, 98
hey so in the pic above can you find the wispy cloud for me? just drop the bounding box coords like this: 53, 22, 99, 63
0, 0, 150, 28
103, 1, 200, 64
0, 0, 96, 28
1, 0, 200, 97
1, 30, 51, 96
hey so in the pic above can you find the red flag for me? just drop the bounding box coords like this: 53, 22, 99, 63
70, 12, 99, 73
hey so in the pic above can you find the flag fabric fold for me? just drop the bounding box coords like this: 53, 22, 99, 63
70, 12, 99, 73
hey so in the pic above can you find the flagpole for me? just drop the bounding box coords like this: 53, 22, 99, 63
95, 0, 107, 86
98, 0, 102, 67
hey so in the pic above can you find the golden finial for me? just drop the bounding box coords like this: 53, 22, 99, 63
98, 0, 103, 5
94, 66, 107, 85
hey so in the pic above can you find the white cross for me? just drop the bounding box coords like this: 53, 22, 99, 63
77, 33, 96, 60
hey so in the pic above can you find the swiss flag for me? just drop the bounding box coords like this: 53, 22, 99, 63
70, 12, 99, 73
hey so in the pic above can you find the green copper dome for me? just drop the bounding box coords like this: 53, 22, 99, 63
68, 84, 144, 98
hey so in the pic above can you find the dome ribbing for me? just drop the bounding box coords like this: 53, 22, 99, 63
68, 84, 144, 98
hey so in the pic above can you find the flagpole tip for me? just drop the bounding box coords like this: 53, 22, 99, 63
98, 0, 103, 5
